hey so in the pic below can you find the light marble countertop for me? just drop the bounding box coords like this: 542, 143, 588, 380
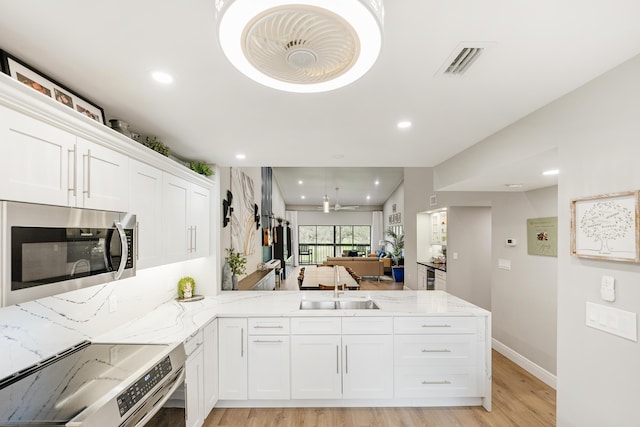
0, 290, 489, 379
94, 290, 489, 345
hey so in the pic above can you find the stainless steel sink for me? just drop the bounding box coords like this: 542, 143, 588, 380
299, 300, 379, 310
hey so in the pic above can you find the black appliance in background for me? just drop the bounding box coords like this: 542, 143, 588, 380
273, 225, 292, 279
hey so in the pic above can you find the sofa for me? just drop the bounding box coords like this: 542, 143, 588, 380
322, 257, 384, 278
369, 254, 392, 274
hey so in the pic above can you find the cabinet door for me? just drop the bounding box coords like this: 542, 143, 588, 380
218, 318, 248, 400
185, 346, 205, 427
417, 265, 427, 290
76, 137, 129, 211
0, 105, 75, 206
342, 335, 393, 399
162, 173, 190, 263
203, 319, 218, 414
189, 184, 210, 258
435, 271, 447, 291
291, 335, 341, 399
248, 335, 290, 399
129, 160, 162, 269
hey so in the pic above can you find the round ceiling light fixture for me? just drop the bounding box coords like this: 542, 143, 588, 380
217, 0, 384, 93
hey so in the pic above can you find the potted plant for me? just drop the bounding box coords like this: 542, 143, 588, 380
189, 161, 213, 176
386, 228, 405, 282
226, 248, 247, 290
177, 276, 196, 299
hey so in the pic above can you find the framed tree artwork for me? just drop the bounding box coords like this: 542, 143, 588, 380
570, 191, 640, 262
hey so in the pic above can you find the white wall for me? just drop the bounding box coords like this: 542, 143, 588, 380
491, 188, 558, 376
297, 210, 373, 226
447, 206, 492, 311
383, 181, 405, 230
434, 54, 640, 425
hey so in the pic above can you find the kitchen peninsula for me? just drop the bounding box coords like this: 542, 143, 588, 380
95, 290, 492, 412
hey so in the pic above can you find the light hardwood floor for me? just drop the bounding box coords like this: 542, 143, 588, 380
204, 350, 555, 427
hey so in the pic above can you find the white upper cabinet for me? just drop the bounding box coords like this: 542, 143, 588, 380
162, 173, 210, 263
0, 106, 129, 211
0, 105, 75, 206
129, 159, 163, 269
75, 136, 129, 212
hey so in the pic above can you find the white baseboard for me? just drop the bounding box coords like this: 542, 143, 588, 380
492, 338, 557, 389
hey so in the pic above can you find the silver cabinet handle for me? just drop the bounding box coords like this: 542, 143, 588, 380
252, 339, 283, 343
83, 149, 91, 198
336, 345, 339, 374
422, 380, 451, 385
113, 221, 128, 280
68, 147, 77, 196
253, 325, 284, 329
192, 225, 197, 252
345, 345, 349, 374
421, 324, 451, 328
421, 349, 451, 353
241, 328, 244, 357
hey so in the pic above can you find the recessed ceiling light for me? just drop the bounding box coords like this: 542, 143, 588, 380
397, 121, 412, 129
542, 169, 559, 176
151, 71, 174, 84
366, 195, 371, 200
235, 153, 246, 160
374, 180, 380, 185
506, 184, 523, 188
301, 195, 306, 199
217, 0, 384, 93
298, 180, 303, 185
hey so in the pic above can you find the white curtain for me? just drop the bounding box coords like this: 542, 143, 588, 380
371, 211, 384, 253
286, 210, 299, 266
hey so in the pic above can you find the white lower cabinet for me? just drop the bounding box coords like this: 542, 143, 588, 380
290, 317, 393, 400
184, 330, 205, 427
218, 318, 248, 400
394, 316, 481, 399
435, 270, 447, 291
203, 319, 218, 414
291, 334, 342, 399
417, 265, 427, 290
342, 318, 393, 399
248, 318, 290, 399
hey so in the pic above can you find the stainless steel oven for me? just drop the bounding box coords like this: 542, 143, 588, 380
0, 341, 185, 426
1, 201, 136, 306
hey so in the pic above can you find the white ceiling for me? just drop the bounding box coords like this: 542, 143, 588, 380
1, 1, 639, 196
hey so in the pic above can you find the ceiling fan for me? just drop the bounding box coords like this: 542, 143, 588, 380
318, 187, 359, 212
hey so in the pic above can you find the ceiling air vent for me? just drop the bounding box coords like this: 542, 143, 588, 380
444, 47, 483, 75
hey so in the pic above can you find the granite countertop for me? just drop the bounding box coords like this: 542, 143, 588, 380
93, 291, 488, 345
417, 261, 447, 272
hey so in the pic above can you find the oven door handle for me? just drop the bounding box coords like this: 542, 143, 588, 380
113, 221, 129, 280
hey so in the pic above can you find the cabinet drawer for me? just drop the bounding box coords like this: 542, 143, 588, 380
342, 317, 393, 335
291, 317, 341, 335
184, 328, 204, 356
394, 317, 476, 334
248, 318, 290, 335
394, 366, 477, 398
394, 335, 476, 366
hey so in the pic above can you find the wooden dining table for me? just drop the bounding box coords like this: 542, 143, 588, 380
299, 266, 358, 290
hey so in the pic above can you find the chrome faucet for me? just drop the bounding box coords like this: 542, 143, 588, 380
334, 266, 344, 299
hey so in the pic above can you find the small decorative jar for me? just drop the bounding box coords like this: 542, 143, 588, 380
109, 119, 132, 138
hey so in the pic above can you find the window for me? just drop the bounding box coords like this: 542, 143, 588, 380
298, 225, 371, 264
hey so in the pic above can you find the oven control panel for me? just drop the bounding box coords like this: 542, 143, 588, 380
116, 355, 173, 416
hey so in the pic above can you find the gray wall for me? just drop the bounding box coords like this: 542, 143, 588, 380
491, 187, 558, 375
433, 54, 640, 425
447, 206, 492, 311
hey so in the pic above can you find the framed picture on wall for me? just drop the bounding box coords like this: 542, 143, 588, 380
570, 191, 640, 262
0, 49, 105, 124
527, 217, 558, 257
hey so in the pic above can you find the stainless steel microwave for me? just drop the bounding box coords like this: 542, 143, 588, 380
1, 201, 136, 306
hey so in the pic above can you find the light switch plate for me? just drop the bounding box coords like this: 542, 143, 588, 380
498, 258, 511, 270
586, 302, 637, 341
600, 275, 615, 302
